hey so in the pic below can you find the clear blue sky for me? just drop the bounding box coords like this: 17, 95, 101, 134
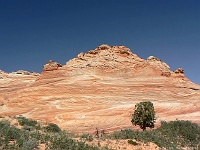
0, 0, 200, 84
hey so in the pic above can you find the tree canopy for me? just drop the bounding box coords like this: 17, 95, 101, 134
131, 101, 156, 130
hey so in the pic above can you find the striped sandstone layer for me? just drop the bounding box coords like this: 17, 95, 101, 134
0, 45, 199, 133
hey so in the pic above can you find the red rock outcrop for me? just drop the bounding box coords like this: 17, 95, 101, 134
43, 60, 62, 71
174, 68, 184, 74
0, 44, 200, 133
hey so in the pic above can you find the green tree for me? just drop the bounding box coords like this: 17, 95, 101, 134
131, 101, 156, 130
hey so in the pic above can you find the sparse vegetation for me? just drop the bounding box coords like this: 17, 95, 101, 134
0, 117, 100, 150
0, 116, 199, 150
16, 116, 41, 130
128, 139, 138, 145
109, 120, 200, 149
80, 133, 94, 142
43, 122, 61, 133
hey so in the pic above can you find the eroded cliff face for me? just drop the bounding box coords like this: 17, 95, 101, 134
0, 45, 200, 133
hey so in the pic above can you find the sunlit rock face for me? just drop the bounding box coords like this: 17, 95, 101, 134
0, 44, 200, 133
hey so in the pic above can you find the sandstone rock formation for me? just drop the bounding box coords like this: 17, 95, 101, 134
11, 70, 40, 76
0, 44, 200, 134
43, 60, 62, 71
174, 68, 184, 74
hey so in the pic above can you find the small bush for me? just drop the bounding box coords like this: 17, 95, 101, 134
44, 123, 61, 133
80, 133, 94, 142
30, 131, 42, 141
7, 126, 22, 140
128, 139, 138, 145
109, 129, 135, 139
22, 138, 38, 149
46, 134, 76, 149
0, 120, 11, 136
16, 116, 40, 129
22, 125, 34, 131
0, 120, 10, 127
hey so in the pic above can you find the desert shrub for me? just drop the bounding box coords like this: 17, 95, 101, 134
45, 133, 73, 149
107, 120, 200, 149
22, 125, 35, 131
16, 136, 26, 148
77, 141, 99, 150
7, 126, 22, 140
29, 130, 42, 141
157, 120, 200, 148
128, 139, 138, 145
0, 120, 11, 137
41, 133, 51, 143
109, 129, 135, 139
22, 138, 38, 149
0, 118, 101, 150
3, 117, 199, 150
15, 130, 32, 148
0, 120, 10, 127
101, 146, 110, 150
44, 123, 61, 133
80, 133, 94, 142
16, 116, 40, 129
45, 131, 99, 150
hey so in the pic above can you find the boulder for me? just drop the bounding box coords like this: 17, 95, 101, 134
43, 60, 62, 71
174, 68, 184, 74
95, 44, 111, 50
147, 56, 161, 61
11, 70, 39, 76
